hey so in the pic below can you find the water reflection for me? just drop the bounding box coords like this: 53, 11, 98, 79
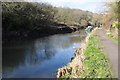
2, 30, 87, 78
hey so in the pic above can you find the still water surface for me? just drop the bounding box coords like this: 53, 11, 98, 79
3, 30, 87, 78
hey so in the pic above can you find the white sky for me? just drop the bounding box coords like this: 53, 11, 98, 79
25, 0, 114, 13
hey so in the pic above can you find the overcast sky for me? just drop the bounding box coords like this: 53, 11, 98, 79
26, 0, 112, 13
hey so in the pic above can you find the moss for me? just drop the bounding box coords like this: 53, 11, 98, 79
61, 74, 71, 79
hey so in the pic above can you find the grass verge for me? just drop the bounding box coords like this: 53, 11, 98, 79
80, 34, 113, 78
107, 32, 120, 45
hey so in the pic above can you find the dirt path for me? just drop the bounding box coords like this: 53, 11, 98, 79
98, 29, 118, 78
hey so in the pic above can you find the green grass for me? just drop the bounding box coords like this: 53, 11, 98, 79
80, 34, 113, 78
107, 32, 120, 45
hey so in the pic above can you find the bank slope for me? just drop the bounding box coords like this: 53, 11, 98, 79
57, 28, 113, 78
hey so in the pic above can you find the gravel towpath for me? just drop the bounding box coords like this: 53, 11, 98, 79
98, 29, 118, 78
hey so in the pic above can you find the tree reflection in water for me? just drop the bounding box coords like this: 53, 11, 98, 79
2, 30, 87, 78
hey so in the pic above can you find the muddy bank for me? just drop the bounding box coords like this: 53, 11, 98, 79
56, 27, 98, 78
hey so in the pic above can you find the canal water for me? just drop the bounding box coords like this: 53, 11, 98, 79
2, 30, 87, 78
